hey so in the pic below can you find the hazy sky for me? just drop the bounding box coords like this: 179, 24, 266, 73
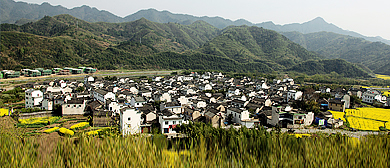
18, 0, 390, 39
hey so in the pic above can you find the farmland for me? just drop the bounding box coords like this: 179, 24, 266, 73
331, 108, 390, 131
376, 74, 390, 80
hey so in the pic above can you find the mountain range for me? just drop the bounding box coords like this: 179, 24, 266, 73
1, 0, 389, 77
1, 14, 372, 77
1, 0, 389, 45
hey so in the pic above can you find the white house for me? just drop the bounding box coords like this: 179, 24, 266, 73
25, 89, 43, 108
161, 92, 172, 102
120, 107, 142, 135
41, 98, 53, 111
183, 76, 193, 81
287, 90, 302, 101
129, 87, 138, 95
199, 84, 212, 91
226, 108, 250, 125
130, 96, 147, 108
177, 96, 189, 106
62, 98, 86, 115
161, 102, 183, 114
93, 89, 116, 103
84, 76, 95, 84
159, 112, 188, 134
107, 100, 126, 114
362, 90, 382, 104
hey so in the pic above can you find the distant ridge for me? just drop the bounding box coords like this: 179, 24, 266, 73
1, 0, 389, 45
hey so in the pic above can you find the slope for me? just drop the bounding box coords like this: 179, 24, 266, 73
198, 26, 320, 70
287, 59, 371, 78
0, 15, 373, 77
283, 31, 390, 75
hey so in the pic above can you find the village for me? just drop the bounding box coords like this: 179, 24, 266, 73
8, 71, 390, 137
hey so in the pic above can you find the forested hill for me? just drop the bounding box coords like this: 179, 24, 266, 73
2, 0, 389, 45
198, 26, 320, 71
1, 14, 220, 52
287, 59, 371, 78
283, 31, 390, 75
0, 15, 372, 77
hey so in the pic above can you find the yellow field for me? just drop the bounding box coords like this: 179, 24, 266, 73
381, 90, 390, 96
346, 108, 390, 131
346, 108, 390, 122
330, 108, 390, 131
347, 116, 384, 131
329, 111, 346, 121
376, 74, 390, 80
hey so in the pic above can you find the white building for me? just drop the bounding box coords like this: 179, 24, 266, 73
199, 84, 212, 91
287, 90, 303, 101
161, 102, 183, 114
159, 112, 188, 134
120, 107, 142, 135
226, 108, 250, 125
84, 76, 95, 84
41, 98, 53, 110
362, 90, 382, 104
93, 89, 116, 103
25, 89, 43, 108
130, 96, 147, 108
62, 98, 87, 115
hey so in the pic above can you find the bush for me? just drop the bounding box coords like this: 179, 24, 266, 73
58, 128, 74, 136
17, 116, 61, 127
44, 127, 59, 133
70, 122, 90, 130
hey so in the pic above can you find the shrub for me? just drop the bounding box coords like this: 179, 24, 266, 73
70, 122, 90, 130
17, 116, 61, 127
44, 127, 59, 133
0, 108, 9, 117
58, 128, 74, 136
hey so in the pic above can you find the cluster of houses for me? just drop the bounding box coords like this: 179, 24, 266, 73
22, 72, 390, 136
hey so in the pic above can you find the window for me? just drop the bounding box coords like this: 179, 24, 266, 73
164, 128, 169, 133
165, 121, 168, 125
68, 105, 70, 107
173, 121, 176, 124
74, 105, 76, 108
79, 105, 82, 108
128, 117, 131, 121
179, 121, 182, 124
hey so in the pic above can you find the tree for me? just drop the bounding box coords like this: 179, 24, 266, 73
76, 86, 85, 93
226, 114, 233, 125
350, 95, 361, 108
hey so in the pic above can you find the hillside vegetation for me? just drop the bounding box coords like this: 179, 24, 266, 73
283, 31, 390, 75
0, 15, 373, 77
